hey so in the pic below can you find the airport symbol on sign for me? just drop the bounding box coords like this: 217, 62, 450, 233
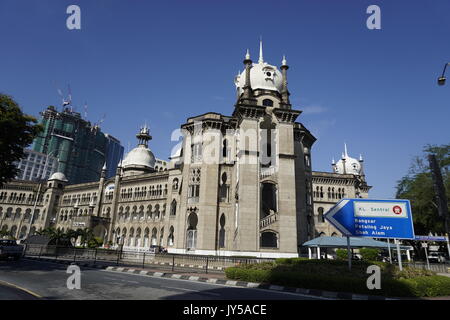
324, 199, 415, 239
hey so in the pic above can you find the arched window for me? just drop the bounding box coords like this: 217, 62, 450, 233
261, 182, 277, 218
159, 227, 164, 246
262, 99, 273, 107
151, 228, 158, 246
168, 226, 174, 246
170, 199, 177, 216
219, 214, 226, 248
144, 228, 150, 247
135, 228, 142, 247
222, 139, 228, 159
186, 212, 198, 250
260, 231, 278, 248
129, 228, 135, 246
318, 207, 324, 223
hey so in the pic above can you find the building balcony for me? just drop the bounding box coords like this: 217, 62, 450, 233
260, 211, 279, 229
260, 166, 276, 180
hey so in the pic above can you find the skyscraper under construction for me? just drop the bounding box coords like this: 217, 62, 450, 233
33, 106, 107, 184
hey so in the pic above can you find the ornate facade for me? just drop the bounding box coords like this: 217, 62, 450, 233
312, 145, 371, 237
0, 43, 369, 257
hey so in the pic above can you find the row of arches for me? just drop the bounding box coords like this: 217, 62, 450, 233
0, 207, 41, 222
0, 192, 43, 204
0, 224, 35, 239
114, 226, 175, 247
120, 184, 168, 200
313, 186, 346, 200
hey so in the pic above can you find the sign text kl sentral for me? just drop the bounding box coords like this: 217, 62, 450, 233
324, 199, 415, 239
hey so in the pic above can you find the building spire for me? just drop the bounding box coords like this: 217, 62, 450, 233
245, 49, 250, 60
258, 38, 264, 63
344, 143, 348, 158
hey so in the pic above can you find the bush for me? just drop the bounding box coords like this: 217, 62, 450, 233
225, 260, 450, 297
336, 249, 348, 260
87, 237, 103, 248
359, 248, 380, 261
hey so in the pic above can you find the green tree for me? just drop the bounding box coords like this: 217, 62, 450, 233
396, 144, 450, 257
0, 94, 42, 187
359, 248, 380, 261
77, 228, 94, 248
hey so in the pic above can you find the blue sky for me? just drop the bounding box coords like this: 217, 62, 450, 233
1, 0, 449, 198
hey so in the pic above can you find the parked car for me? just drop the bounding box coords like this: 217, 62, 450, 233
0, 239, 24, 260
149, 245, 167, 254
428, 252, 446, 263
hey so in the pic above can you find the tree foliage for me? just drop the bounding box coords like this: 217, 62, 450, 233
396, 144, 450, 235
0, 93, 42, 187
395, 144, 450, 257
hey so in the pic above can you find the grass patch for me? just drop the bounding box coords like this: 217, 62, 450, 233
225, 259, 450, 297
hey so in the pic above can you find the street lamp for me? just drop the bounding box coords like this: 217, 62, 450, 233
438, 62, 450, 86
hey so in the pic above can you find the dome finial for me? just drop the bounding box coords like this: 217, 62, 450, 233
332, 157, 335, 165
344, 143, 348, 158
136, 124, 152, 147
258, 37, 264, 63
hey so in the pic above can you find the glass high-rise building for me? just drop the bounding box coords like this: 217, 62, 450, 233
104, 134, 124, 179
15, 149, 58, 181
33, 106, 107, 184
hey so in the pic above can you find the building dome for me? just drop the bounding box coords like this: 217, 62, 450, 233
234, 41, 283, 95
235, 62, 283, 94
122, 145, 156, 169
49, 172, 68, 182
334, 156, 361, 175
332, 144, 363, 175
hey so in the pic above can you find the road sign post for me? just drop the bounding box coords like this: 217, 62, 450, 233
325, 199, 415, 270
346, 236, 351, 271
387, 238, 392, 263
447, 234, 450, 260
395, 239, 403, 271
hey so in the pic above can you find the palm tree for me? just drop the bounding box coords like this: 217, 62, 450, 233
65, 229, 80, 246
77, 228, 94, 248
36, 227, 65, 246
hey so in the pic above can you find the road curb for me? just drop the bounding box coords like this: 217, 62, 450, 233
103, 265, 397, 300
23, 256, 397, 300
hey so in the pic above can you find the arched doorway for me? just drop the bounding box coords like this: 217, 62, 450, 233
186, 212, 198, 250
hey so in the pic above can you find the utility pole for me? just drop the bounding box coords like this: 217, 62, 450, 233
428, 154, 449, 236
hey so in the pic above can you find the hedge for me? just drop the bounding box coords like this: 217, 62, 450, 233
225, 260, 450, 297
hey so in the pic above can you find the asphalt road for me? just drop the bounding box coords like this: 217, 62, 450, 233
0, 259, 324, 300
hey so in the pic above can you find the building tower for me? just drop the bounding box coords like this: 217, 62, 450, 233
33, 106, 107, 184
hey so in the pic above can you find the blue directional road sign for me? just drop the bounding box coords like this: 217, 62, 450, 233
324, 199, 415, 239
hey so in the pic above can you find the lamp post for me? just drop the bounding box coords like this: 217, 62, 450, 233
438, 63, 450, 86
